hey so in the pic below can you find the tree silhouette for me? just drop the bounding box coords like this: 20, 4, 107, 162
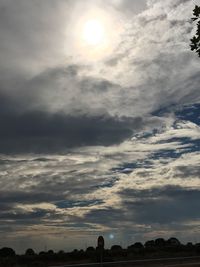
155, 238, 166, 248
167, 237, 181, 247
25, 248, 35, 256
190, 5, 200, 57
0, 247, 16, 257
128, 242, 144, 253
86, 246, 95, 253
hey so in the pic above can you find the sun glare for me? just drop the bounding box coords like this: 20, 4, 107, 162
69, 7, 123, 61
82, 19, 105, 46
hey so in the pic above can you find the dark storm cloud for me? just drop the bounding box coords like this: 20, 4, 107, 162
0, 109, 140, 153
119, 186, 200, 224
0, 60, 155, 153
0, 61, 152, 154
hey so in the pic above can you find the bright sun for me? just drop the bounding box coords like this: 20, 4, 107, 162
82, 19, 105, 46
70, 8, 123, 61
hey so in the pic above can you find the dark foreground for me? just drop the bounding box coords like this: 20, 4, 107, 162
1, 237, 200, 267
1, 255, 200, 267
50, 256, 200, 267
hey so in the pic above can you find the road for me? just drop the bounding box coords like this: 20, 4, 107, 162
50, 256, 200, 267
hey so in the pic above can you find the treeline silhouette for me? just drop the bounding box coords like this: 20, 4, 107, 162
1, 237, 200, 267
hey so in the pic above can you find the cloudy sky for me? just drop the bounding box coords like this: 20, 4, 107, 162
0, 0, 200, 253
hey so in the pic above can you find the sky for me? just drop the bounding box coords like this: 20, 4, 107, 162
0, 0, 200, 254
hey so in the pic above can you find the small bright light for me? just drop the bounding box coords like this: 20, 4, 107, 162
109, 234, 115, 239
82, 19, 105, 46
